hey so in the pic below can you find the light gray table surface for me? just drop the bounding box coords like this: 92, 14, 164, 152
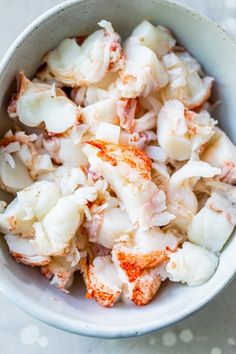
0, 1, 236, 353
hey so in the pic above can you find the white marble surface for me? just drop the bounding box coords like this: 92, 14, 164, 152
0, 1, 236, 353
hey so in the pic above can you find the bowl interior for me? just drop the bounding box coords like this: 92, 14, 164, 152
0, 0, 236, 338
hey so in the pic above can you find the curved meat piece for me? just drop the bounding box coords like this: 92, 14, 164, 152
82, 256, 122, 307
5, 234, 50, 267
83, 140, 174, 230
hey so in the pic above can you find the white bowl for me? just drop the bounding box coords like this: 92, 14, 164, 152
0, 0, 236, 339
